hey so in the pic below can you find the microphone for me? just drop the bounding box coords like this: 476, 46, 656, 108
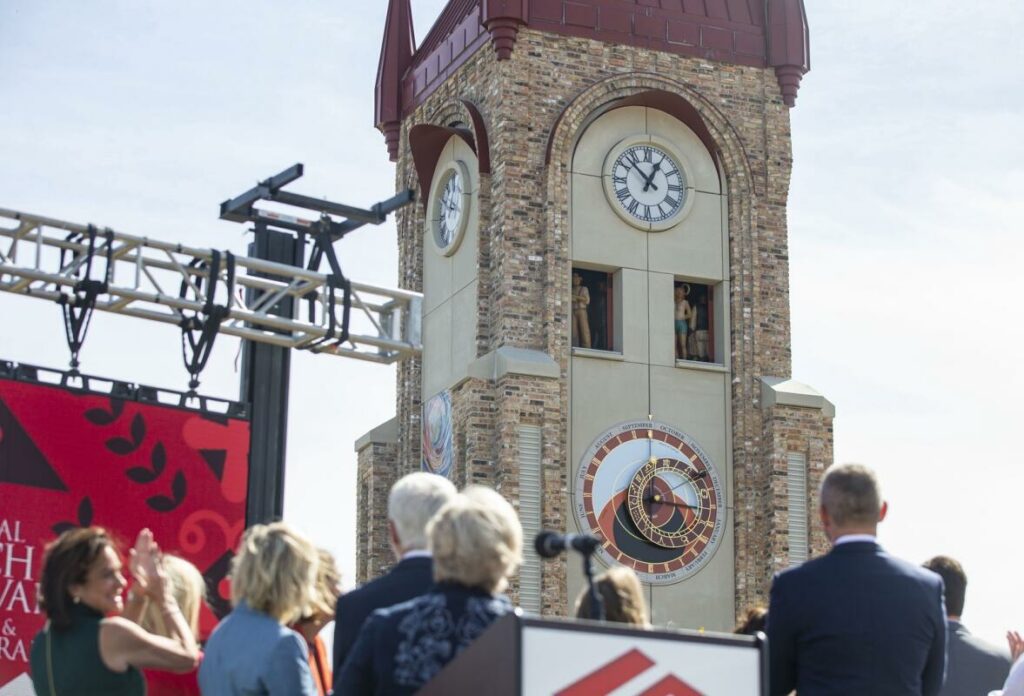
534, 530, 601, 558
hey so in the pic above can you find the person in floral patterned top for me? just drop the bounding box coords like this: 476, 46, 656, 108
335, 486, 522, 696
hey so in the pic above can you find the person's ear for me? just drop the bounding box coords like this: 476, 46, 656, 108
878, 501, 888, 523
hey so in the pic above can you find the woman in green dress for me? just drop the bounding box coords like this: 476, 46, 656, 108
30, 527, 200, 695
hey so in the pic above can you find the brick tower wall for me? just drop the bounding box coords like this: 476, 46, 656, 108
357, 25, 825, 618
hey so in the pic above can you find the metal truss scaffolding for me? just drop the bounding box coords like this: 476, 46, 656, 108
0, 207, 422, 365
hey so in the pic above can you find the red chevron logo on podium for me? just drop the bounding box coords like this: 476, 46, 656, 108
555, 647, 704, 696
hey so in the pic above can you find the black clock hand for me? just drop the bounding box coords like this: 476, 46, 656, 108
665, 469, 707, 493
642, 496, 699, 510
649, 467, 708, 492
641, 161, 662, 192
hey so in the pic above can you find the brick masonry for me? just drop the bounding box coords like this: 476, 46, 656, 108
356, 24, 833, 620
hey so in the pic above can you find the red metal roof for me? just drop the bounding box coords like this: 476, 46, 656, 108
374, 0, 810, 159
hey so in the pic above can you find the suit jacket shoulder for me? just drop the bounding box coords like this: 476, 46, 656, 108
768, 542, 947, 696
332, 557, 434, 680
941, 622, 1012, 696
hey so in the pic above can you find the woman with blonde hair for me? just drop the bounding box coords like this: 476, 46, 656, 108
133, 555, 206, 695
199, 522, 319, 695
291, 549, 342, 696
574, 565, 649, 627
335, 486, 522, 696
30, 527, 199, 696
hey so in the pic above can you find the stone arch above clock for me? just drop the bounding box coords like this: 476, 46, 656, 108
408, 99, 491, 202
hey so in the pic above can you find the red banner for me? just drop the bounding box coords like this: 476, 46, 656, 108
0, 372, 250, 692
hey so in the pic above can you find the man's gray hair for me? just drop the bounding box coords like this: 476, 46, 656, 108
388, 472, 458, 550
820, 463, 882, 527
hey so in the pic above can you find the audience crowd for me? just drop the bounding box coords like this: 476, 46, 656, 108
29, 464, 1024, 695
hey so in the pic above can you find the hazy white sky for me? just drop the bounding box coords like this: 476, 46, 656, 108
1, 1, 1022, 645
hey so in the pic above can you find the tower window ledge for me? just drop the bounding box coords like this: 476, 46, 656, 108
674, 359, 728, 374
572, 348, 624, 361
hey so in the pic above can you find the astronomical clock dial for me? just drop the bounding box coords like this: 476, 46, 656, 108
574, 420, 726, 585
429, 159, 471, 256
602, 136, 692, 231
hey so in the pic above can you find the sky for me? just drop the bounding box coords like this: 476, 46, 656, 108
1, 0, 1022, 646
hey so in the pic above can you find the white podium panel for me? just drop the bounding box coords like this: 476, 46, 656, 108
522, 621, 762, 695
420, 613, 766, 696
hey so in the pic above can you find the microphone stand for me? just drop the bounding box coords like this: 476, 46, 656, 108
582, 548, 604, 621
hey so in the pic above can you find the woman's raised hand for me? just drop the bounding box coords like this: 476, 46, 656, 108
129, 528, 168, 601
1008, 630, 1024, 662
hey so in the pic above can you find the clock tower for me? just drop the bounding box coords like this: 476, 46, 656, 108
356, 0, 834, 630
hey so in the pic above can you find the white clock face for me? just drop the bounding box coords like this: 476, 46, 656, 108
603, 136, 694, 231
436, 169, 463, 248
611, 144, 686, 223
429, 159, 470, 256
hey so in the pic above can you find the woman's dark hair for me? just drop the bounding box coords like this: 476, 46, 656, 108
39, 527, 114, 630
734, 605, 768, 635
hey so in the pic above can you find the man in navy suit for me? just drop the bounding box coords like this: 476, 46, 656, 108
923, 555, 1011, 696
332, 471, 457, 686
768, 463, 947, 696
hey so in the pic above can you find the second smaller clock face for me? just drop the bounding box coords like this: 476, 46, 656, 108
603, 137, 692, 231
436, 169, 463, 247
429, 159, 471, 256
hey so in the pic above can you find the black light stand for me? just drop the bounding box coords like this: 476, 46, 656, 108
220, 164, 414, 526
582, 548, 605, 622
238, 221, 302, 525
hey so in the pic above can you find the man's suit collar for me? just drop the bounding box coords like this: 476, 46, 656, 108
829, 540, 881, 554
400, 549, 432, 560
833, 533, 878, 545
391, 554, 433, 574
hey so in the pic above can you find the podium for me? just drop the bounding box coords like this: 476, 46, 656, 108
419, 613, 767, 695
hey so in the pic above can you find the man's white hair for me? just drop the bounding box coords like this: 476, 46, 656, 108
388, 472, 458, 551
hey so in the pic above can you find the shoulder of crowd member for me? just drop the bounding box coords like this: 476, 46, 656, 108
367, 593, 424, 622
266, 629, 315, 695
338, 565, 404, 601
894, 555, 947, 591
337, 579, 373, 604
961, 630, 1015, 663
770, 557, 813, 586
272, 627, 311, 658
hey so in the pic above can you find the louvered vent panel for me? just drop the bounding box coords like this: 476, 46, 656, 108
787, 452, 809, 566
518, 425, 543, 613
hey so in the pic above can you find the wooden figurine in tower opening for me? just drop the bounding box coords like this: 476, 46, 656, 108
572, 272, 592, 349
675, 284, 693, 360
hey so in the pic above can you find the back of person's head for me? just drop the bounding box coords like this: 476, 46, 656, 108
923, 555, 966, 617
574, 566, 648, 626
39, 527, 115, 630
230, 522, 319, 625
428, 486, 523, 594
820, 463, 882, 527
734, 605, 768, 635
139, 555, 206, 638
302, 548, 342, 624
388, 472, 458, 551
